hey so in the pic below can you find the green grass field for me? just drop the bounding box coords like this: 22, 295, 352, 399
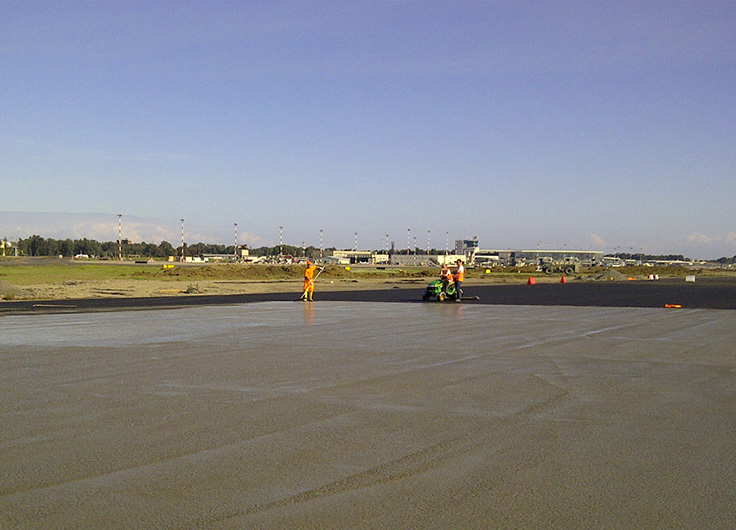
0, 259, 145, 285
1, 257, 730, 287
0, 258, 438, 286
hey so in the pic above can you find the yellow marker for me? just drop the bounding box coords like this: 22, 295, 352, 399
664, 304, 682, 308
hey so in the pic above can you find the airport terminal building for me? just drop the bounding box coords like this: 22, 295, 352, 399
325, 238, 603, 268
456, 238, 604, 267
475, 249, 605, 267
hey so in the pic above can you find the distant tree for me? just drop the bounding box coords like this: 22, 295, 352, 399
188, 242, 207, 256
59, 239, 74, 257
45, 239, 61, 257
159, 241, 176, 256
141, 242, 163, 258
101, 241, 117, 258
74, 238, 102, 257
249, 246, 271, 257
22, 235, 46, 256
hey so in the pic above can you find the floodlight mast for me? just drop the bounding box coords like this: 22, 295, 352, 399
180, 219, 185, 262
279, 226, 283, 261
234, 223, 238, 260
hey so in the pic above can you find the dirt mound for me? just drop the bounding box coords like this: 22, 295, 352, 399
0, 280, 26, 300
589, 269, 630, 282
134, 265, 304, 281
133, 264, 438, 282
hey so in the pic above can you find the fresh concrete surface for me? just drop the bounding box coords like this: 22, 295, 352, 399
2, 302, 735, 529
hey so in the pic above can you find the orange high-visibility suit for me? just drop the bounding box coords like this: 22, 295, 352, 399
303, 261, 317, 300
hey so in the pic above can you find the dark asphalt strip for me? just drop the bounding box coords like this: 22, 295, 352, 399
2, 278, 735, 314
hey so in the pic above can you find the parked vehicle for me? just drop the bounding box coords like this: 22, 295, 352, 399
538, 256, 580, 275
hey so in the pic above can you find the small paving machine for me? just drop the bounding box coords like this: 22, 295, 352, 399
422, 279, 457, 302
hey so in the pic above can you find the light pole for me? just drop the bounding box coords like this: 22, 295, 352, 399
427, 230, 431, 255
354, 232, 358, 252
180, 218, 185, 261
319, 229, 323, 261
234, 223, 238, 261
407, 228, 411, 255
117, 214, 122, 261
279, 226, 283, 261
445, 231, 449, 256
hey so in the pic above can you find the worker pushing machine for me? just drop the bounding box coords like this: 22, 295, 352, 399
301, 258, 323, 301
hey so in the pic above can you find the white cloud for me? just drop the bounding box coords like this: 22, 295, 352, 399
674, 231, 736, 259
589, 233, 607, 249
0, 212, 268, 248
687, 232, 715, 244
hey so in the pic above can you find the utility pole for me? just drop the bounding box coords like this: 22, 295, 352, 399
117, 214, 122, 261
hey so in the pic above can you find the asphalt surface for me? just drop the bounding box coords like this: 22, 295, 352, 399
2, 277, 735, 313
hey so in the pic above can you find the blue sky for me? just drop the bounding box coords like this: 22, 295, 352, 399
2, 1, 735, 258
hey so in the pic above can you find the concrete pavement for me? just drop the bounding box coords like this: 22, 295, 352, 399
2, 301, 735, 528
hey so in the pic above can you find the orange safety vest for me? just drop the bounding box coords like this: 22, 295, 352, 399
454, 264, 465, 282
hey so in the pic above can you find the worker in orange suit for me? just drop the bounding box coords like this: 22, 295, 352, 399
303, 258, 317, 301
453, 259, 465, 302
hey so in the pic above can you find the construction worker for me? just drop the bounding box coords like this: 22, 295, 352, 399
453, 259, 465, 302
303, 258, 317, 301
440, 263, 453, 293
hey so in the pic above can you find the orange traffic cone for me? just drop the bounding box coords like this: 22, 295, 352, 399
527, 277, 536, 285
560, 276, 566, 284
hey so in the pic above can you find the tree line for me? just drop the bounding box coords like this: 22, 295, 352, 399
10, 235, 332, 259
7, 235, 735, 263
612, 252, 688, 262
614, 252, 736, 264
14, 235, 179, 258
